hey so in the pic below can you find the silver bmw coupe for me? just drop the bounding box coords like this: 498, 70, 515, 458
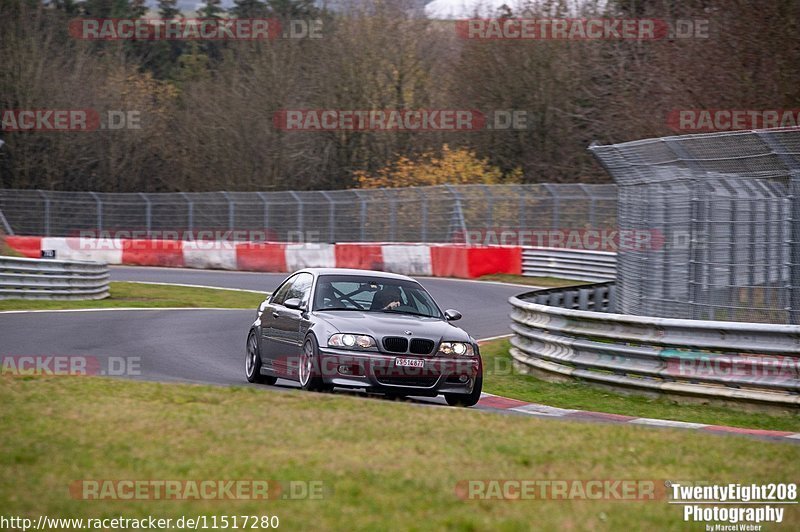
246, 268, 483, 406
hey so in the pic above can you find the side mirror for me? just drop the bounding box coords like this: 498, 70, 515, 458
444, 309, 462, 321
284, 298, 306, 311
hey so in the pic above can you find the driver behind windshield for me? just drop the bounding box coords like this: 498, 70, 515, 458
371, 285, 402, 310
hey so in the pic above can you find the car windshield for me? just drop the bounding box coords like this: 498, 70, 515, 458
314, 275, 442, 318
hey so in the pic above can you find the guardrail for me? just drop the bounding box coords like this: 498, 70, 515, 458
0, 256, 110, 300
522, 247, 616, 282
509, 283, 800, 408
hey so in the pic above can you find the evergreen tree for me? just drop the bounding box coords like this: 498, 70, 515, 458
197, 0, 223, 19
267, 0, 319, 19
130, 0, 147, 18
230, 0, 269, 18
158, 0, 180, 19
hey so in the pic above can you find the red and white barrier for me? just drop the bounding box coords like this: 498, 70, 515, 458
42, 237, 124, 264
285, 243, 336, 271
4, 236, 42, 258
123, 239, 184, 267
235, 242, 287, 272
3, 237, 522, 279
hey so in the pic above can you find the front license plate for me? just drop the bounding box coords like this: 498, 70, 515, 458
395, 358, 424, 368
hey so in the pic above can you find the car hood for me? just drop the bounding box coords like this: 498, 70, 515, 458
313, 310, 472, 343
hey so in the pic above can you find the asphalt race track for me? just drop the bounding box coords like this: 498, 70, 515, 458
0, 267, 528, 410
107, 266, 528, 340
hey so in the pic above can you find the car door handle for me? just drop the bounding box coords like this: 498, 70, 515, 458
272, 312, 280, 318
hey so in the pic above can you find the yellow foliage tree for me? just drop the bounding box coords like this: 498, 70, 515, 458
355, 145, 522, 189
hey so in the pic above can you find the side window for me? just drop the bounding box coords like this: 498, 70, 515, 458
287, 273, 313, 306
270, 275, 297, 306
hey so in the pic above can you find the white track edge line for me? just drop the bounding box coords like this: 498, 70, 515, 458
120, 280, 268, 294
0, 307, 250, 314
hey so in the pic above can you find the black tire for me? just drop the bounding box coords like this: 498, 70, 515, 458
246, 330, 277, 385
299, 335, 332, 392
444, 360, 483, 407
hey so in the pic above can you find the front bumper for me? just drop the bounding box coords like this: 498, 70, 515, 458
317, 347, 481, 395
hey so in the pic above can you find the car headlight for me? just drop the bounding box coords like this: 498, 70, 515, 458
438, 342, 474, 357
328, 333, 376, 349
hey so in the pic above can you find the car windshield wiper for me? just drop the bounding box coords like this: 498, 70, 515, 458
377, 309, 436, 318
318, 307, 364, 311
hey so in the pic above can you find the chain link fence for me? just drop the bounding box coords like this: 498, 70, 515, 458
0, 184, 617, 245
590, 127, 800, 325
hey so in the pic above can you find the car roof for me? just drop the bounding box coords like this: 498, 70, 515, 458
297, 268, 417, 282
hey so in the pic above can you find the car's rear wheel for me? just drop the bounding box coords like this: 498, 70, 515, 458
299, 335, 332, 392
444, 365, 483, 407
246, 330, 277, 385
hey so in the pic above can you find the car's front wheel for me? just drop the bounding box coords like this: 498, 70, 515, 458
444, 364, 483, 407
299, 335, 332, 392
246, 330, 277, 385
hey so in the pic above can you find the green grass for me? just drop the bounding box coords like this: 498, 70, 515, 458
0, 282, 266, 311
1, 376, 798, 531
479, 274, 585, 288
481, 339, 800, 432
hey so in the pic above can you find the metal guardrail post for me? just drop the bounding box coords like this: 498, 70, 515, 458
37, 190, 50, 236
89, 191, 103, 232
0, 206, 13, 235
443, 184, 467, 243
256, 192, 270, 234
320, 191, 335, 243
180, 192, 194, 234
542, 183, 560, 230
578, 184, 596, 226
417, 188, 428, 243
380, 189, 397, 242
389, 191, 397, 242
481, 184, 493, 229
289, 191, 303, 238
353, 190, 367, 242
139, 192, 152, 237
221, 191, 235, 233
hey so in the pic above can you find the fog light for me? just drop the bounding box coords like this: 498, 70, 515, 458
458, 374, 469, 383
339, 365, 352, 375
